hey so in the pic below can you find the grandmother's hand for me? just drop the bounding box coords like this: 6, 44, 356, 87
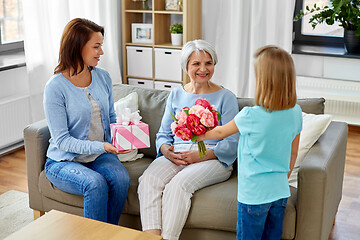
181, 149, 216, 165
160, 144, 188, 166
178, 150, 203, 164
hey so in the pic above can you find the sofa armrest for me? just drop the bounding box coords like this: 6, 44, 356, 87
23, 119, 50, 211
295, 121, 348, 240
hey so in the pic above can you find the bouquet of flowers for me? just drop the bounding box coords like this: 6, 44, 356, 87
170, 99, 220, 158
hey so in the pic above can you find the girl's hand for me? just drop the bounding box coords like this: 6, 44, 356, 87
160, 144, 188, 166
197, 134, 205, 142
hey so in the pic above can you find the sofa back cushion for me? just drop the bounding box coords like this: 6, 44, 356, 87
112, 84, 170, 158
237, 98, 325, 114
113, 84, 325, 159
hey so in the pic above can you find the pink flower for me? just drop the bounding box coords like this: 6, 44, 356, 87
186, 114, 207, 135
174, 124, 192, 141
176, 110, 188, 125
169, 99, 221, 158
171, 121, 178, 132
193, 124, 207, 136
189, 105, 206, 118
195, 99, 212, 110
212, 110, 219, 127
200, 108, 215, 128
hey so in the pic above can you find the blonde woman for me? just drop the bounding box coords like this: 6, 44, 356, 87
198, 45, 302, 240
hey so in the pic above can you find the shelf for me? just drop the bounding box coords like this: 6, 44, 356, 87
155, 79, 182, 83
125, 10, 153, 13
154, 43, 182, 49
126, 75, 153, 81
125, 42, 182, 49
125, 43, 154, 47
154, 11, 183, 14
122, 0, 201, 85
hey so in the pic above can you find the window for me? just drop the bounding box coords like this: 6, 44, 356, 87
0, 0, 24, 52
293, 0, 343, 47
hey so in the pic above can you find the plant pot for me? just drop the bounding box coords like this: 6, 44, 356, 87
171, 33, 183, 46
344, 30, 360, 54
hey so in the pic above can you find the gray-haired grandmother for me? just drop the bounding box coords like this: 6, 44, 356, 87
137, 39, 239, 240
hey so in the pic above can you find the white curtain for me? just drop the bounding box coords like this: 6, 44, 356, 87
22, 0, 122, 122
203, 0, 296, 98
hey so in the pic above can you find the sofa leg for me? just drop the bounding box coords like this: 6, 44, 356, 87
33, 210, 45, 220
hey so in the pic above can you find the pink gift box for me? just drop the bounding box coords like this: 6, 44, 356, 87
110, 122, 150, 150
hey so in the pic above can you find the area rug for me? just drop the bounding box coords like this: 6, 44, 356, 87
0, 190, 33, 239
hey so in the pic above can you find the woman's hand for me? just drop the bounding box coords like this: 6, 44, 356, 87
104, 142, 134, 155
178, 150, 202, 164
181, 149, 216, 165
160, 144, 188, 166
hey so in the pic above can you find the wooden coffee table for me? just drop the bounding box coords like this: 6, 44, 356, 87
5, 210, 163, 240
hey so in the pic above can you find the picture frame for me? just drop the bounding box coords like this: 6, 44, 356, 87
131, 23, 153, 44
165, 0, 180, 11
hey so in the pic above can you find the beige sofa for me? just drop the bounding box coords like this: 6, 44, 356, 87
24, 84, 348, 240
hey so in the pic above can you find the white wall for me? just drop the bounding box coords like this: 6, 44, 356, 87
1, 7, 360, 152
293, 54, 360, 125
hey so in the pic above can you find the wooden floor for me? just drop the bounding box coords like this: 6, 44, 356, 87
1, 126, 360, 239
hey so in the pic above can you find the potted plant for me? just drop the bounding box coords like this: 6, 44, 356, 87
170, 23, 183, 46
294, 0, 360, 54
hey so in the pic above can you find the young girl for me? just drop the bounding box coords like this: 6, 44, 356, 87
197, 45, 302, 240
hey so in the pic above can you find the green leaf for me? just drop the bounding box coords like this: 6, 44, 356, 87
170, 112, 178, 122
184, 109, 189, 115
356, 28, 360, 36
169, 23, 183, 34
191, 134, 197, 143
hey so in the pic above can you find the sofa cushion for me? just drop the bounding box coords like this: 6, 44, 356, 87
120, 167, 297, 236
296, 98, 325, 114
122, 157, 153, 215
113, 84, 170, 159
237, 97, 325, 114
289, 112, 332, 188
39, 170, 84, 208
39, 157, 154, 213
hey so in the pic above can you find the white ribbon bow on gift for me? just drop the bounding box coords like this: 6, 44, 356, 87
116, 108, 142, 125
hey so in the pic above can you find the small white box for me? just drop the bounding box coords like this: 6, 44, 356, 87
127, 46, 153, 78
155, 48, 182, 81
128, 78, 154, 89
154, 81, 182, 91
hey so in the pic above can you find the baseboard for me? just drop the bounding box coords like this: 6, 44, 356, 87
0, 140, 24, 157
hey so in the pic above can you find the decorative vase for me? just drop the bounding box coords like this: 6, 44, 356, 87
171, 33, 182, 46
344, 30, 360, 54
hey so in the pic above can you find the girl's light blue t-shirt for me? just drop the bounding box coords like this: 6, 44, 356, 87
234, 104, 302, 204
